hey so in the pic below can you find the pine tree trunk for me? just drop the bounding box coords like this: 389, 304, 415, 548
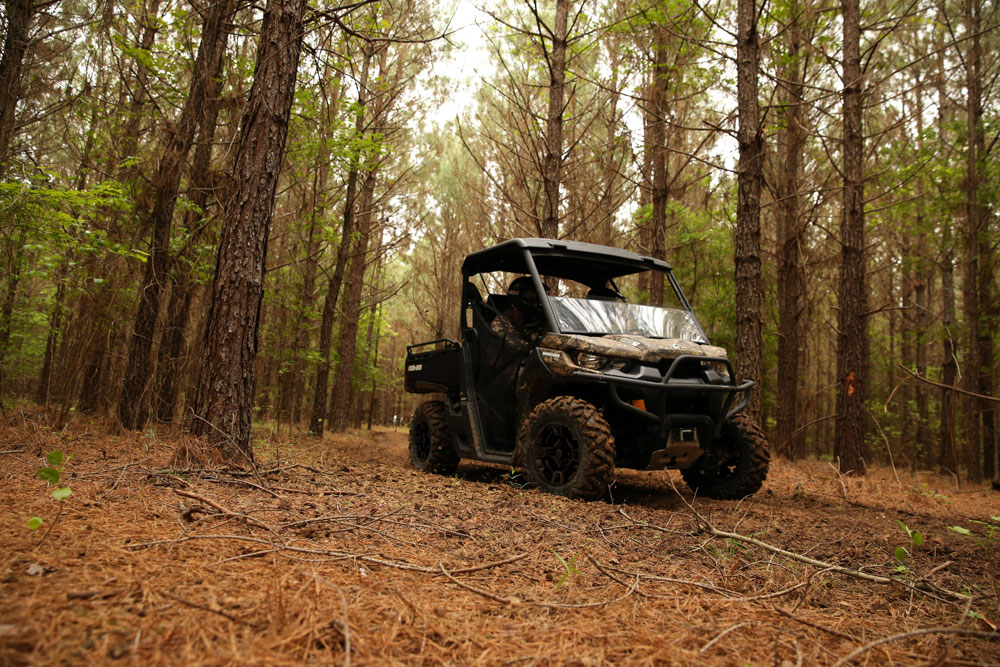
152, 28, 230, 426
329, 171, 376, 433
0, 0, 35, 160
735, 0, 764, 423
119, 0, 237, 430
773, 5, 806, 457
834, 0, 869, 474
36, 263, 68, 406
935, 20, 959, 476
119, 0, 162, 176
192, 0, 308, 461
540, 0, 569, 239
0, 229, 24, 397
309, 52, 371, 437
961, 0, 989, 482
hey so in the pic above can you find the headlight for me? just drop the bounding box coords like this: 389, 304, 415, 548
575, 353, 631, 372
577, 353, 605, 370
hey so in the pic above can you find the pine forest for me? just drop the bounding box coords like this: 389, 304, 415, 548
2, 1, 1000, 664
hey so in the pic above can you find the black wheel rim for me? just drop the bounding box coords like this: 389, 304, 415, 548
533, 424, 580, 486
702, 447, 741, 480
412, 422, 430, 462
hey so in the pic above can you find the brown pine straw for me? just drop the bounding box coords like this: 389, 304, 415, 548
1, 412, 998, 665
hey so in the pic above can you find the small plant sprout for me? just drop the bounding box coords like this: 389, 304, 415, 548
28, 450, 74, 545
949, 516, 1000, 550
894, 520, 924, 571
551, 550, 580, 590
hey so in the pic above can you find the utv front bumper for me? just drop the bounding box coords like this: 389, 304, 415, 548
530, 349, 753, 463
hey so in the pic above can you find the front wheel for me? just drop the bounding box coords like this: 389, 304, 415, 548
681, 415, 769, 499
516, 396, 615, 500
409, 401, 459, 475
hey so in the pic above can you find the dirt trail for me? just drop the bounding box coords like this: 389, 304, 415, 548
2, 416, 998, 665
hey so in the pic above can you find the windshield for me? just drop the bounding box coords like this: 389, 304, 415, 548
549, 296, 707, 343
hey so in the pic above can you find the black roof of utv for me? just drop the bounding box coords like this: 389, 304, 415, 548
462, 238, 672, 288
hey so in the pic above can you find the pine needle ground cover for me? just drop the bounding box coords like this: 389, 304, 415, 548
2, 413, 998, 665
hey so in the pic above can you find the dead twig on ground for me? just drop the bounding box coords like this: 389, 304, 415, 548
200, 475, 280, 498
160, 590, 252, 626
727, 566, 836, 602
831, 627, 1000, 666
438, 564, 515, 604
608, 566, 739, 597
173, 489, 276, 533
773, 606, 859, 642
128, 532, 528, 577
666, 477, 971, 601
270, 485, 358, 496
307, 573, 352, 667
700, 621, 752, 654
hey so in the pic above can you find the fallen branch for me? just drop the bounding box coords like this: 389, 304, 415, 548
438, 563, 515, 604
607, 565, 739, 597
528, 573, 640, 609
774, 606, 858, 642
173, 489, 275, 532
831, 627, 1000, 666
306, 573, 352, 667
588, 554, 641, 593
700, 621, 752, 654
127, 532, 527, 577
666, 477, 971, 601
270, 485, 358, 496
160, 590, 252, 626
201, 475, 280, 498
727, 566, 836, 603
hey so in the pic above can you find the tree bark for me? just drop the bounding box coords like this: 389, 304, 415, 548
540, 0, 569, 239
119, 0, 237, 430
0, 0, 35, 160
35, 262, 68, 406
735, 0, 764, 423
935, 16, 959, 476
773, 1, 806, 458
152, 24, 231, 425
329, 171, 376, 433
834, 0, 869, 474
957, 0, 996, 482
118, 0, 162, 177
648, 26, 670, 305
191, 0, 308, 460
309, 51, 371, 437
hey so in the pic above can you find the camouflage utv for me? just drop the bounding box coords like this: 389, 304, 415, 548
404, 238, 769, 500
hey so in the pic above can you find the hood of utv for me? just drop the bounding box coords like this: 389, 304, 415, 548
538, 332, 728, 363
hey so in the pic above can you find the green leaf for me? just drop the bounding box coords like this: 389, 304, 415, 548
51, 487, 72, 501
911, 531, 923, 547
949, 526, 973, 536
893, 546, 908, 565
46, 450, 63, 467
27, 517, 43, 531
38, 467, 61, 484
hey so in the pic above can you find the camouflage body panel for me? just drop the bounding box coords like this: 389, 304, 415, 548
538, 332, 728, 365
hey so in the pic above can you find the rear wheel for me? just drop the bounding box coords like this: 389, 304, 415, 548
516, 396, 615, 500
681, 415, 769, 499
409, 401, 459, 475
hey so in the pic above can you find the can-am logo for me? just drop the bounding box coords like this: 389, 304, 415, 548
407, 364, 422, 372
